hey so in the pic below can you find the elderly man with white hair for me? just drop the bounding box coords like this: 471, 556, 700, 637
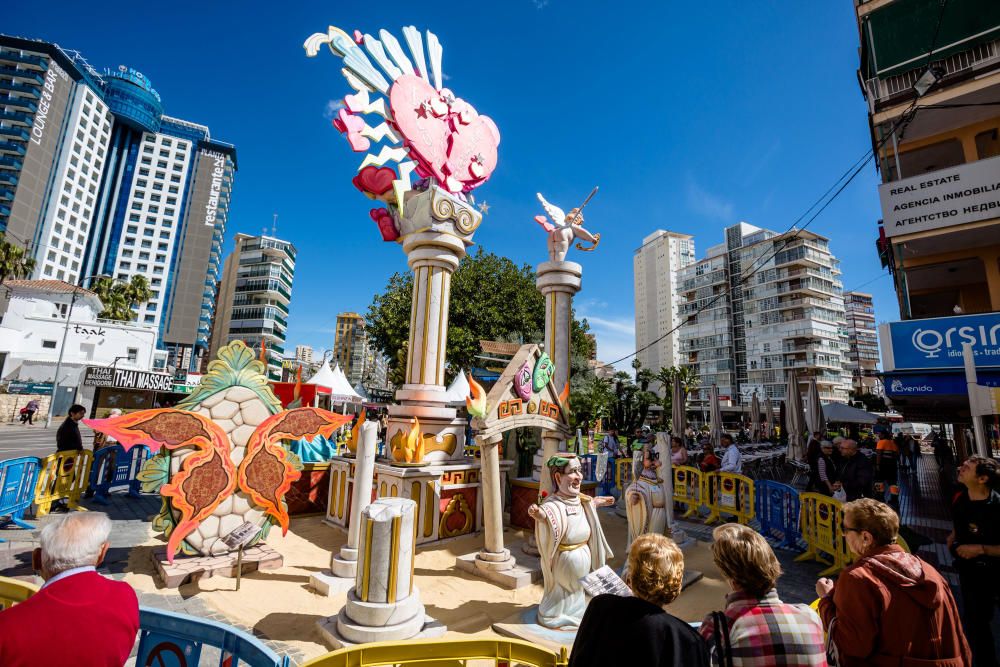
0, 512, 139, 666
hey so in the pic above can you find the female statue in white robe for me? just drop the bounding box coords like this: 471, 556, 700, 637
528, 454, 614, 629
625, 435, 670, 549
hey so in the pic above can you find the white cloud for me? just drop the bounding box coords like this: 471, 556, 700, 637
579, 311, 635, 372
685, 176, 734, 221
532, 0, 550, 8
324, 99, 344, 120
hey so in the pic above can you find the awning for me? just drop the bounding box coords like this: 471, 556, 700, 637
821, 402, 879, 425
862, 0, 1000, 79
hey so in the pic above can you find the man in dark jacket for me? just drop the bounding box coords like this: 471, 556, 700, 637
837, 438, 873, 501
55, 404, 86, 452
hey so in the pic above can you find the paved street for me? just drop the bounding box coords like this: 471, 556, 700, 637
0, 422, 95, 462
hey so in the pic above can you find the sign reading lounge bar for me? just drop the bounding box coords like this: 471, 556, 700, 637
879, 154, 1000, 238
84, 366, 174, 392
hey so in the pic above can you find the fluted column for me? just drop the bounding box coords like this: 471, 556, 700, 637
474, 433, 515, 572
331, 421, 378, 577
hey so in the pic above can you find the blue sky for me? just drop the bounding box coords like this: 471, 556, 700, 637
7, 0, 894, 368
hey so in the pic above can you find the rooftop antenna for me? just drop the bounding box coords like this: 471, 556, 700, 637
271, 213, 278, 237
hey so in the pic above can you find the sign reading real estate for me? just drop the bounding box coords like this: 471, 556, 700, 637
84, 366, 174, 392
880, 313, 1000, 372
879, 154, 1000, 238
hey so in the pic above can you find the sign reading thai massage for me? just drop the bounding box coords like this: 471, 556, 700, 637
84, 366, 174, 392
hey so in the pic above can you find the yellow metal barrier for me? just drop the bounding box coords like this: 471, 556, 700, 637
796, 492, 847, 576
615, 457, 634, 492
300, 637, 569, 667
0, 575, 38, 610
672, 465, 703, 519
34, 450, 93, 517
703, 472, 755, 525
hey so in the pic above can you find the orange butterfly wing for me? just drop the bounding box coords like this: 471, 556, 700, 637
238, 408, 352, 534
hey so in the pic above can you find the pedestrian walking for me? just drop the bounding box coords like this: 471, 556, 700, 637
949, 456, 1000, 667
22, 399, 39, 425
816, 498, 971, 667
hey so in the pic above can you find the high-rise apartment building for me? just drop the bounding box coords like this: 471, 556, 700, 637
0, 35, 237, 375
295, 345, 314, 365
209, 234, 295, 381
854, 2, 1000, 451
633, 230, 695, 378
334, 312, 366, 386
678, 223, 852, 408
843, 292, 880, 395
362, 340, 390, 390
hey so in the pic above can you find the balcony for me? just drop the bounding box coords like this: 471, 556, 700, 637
0, 141, 25, 157
0, 94, 37, 112
0, 66, 44, 85
0, 81, 41, 97
0, 155, 23, 170
0, 187, 14, 202
0, 51, 47, 70
0, 171, 16, 185
0, 109, 31, 126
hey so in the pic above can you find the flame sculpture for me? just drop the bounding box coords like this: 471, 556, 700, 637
558, 382, 571, 414
346, 408, 367, 455
391, 417, 425, 463
466, 376, 487, 419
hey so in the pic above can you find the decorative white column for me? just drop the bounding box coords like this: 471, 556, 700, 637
317, 497, 445, 648
474, 433, 515, 573
535, 260, 583, 493
311, 422, 379, 595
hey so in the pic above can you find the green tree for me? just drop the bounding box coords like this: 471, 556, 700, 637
0, 234, 36, 287
91, 275, 154, 321
366, 248, 592, 383
605, 369, 657, 436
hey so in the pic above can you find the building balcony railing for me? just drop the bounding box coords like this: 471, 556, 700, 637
0, 80, 41, 97
0, 155, 24, 170
0, 94, 36, 112
0, 171, 16, 184
864, 39, 1000, 106
0, 125, 29, 141
0, 141, 26, 157
0, 66, 44, 85
0, 51, 48, 70
0, 109, 31, 125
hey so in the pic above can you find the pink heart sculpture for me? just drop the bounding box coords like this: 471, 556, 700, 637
352, 165, 396, 199
389, 74, 499, 194
333, 109, 369, 152
370, 208, 399, 241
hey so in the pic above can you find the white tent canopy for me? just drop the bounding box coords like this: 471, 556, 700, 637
306, 362, 338, 390
443, 370, 471, 405
307, 363, 363, 403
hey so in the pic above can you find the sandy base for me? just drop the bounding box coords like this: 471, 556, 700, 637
122, 509, 727, 661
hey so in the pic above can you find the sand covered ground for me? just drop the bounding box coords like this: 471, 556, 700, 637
122, 509, 727, 661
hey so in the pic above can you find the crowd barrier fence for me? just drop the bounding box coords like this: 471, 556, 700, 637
0, 457, 39, 541
33, 450, 93, 517
755, 480, 802, 549
300, 638, 569, 667
0, 575, 38, 610
137, 607, 290, 667
795, 492, 848, 576
704, 472, 755, 525
672, 465, 703, 519
88, 445, 151, 505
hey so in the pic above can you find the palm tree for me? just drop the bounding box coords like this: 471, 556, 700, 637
91, 275, 154, 321
655, 365, 701, 400
0, 234, 36, 287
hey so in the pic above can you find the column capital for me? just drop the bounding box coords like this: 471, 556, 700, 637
403, 230, 466, 273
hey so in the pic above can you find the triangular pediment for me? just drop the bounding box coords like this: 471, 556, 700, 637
473, 343, 570, 440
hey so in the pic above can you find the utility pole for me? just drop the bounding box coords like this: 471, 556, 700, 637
46, 288, 80, 429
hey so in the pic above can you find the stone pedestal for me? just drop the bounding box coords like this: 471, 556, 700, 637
311, 422, 378, 595
316, 497, 445, 649
151, 545, 282, 588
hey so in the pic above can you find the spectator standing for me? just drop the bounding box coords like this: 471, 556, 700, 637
815, 441, 840, 497
700, 442, 722, 473
0, 513, 139, 667
719, 433, 742, 474
670, 436, 689, 467
948, 456, 1000, 667
601, 428, 624, 458
569, 534, 709, 666
816, 499, 971, 667
836, 438, 873, 501
806, 433, 823, 492
701, 523, 826, 666
875, 431, 900, 504
55, 404, 86, 453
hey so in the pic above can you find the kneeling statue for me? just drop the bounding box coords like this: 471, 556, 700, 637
625, 435, 670, 550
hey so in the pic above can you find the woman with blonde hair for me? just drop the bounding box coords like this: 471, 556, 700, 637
816, 498, 970, 667
702, 523, 825, 666
569, 533, 708, 666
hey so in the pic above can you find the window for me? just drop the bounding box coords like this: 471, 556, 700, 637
144, 229, 154, 237
139, 252, 150, 260
144, 314, 155, 323
42, 340, 57, 349
127, 225, 138, 234
127, 347, 138, 362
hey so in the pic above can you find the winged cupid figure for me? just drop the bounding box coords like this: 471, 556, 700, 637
534, 191, 601, 263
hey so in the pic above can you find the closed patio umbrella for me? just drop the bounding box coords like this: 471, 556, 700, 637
750, 391, 761, 444
672, 376, 687, 443
764, 394, 775, 441
786, 373, 806, 461
709, 384, 723, 449
804, 377, 824, 437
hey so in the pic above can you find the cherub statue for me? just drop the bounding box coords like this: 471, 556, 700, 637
534, 188, 601, 263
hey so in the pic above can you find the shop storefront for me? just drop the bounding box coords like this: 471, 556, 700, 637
82, 366, 190, 418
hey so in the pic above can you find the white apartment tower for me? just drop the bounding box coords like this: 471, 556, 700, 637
633, 230, 695, 376
295, 345, 314, 365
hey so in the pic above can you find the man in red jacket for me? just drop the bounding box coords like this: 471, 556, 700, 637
816, 499, 971, 667
0, 512, 139, 666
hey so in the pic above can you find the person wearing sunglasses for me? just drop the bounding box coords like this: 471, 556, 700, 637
815, 499, 970, 667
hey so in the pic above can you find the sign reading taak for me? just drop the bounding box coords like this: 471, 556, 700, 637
84, 366, 174, 392
879, 154, 1000, 238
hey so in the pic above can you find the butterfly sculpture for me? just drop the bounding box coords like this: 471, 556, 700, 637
86, 406, 351, 563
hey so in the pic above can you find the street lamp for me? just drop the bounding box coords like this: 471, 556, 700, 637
45, 274, 111, 429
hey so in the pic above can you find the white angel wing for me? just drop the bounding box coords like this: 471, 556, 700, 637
537, 193, 566, 226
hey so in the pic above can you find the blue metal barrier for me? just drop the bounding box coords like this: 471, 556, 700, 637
136, 607, 290, 667
88, 445, 151, 504
0, 457, 39, 541
580, 454, 597, 482
755, 480, 803, 550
